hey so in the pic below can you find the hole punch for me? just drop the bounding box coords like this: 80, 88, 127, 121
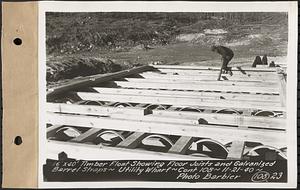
14, 136, 22, 145
13, 38, 22, 45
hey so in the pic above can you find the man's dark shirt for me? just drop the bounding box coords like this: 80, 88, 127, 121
214, 46, 234, 60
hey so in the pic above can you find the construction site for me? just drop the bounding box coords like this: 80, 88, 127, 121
45, 62, 287, 161
43, 12, 288, 164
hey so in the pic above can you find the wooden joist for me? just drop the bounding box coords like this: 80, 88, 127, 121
70, 128, 102, 143
152, 110, 285, 130
109, 81, 279, 94
226, 141, 245, 160
139, 72, 275, 82
46, 112, 286, 148
93, 87, 280, 102
47, 139, 217, 160
76, 92, 285, 111
110, 113, 199, 125
150, 65, 277, 72
117, 132, 147, 149
47, 125, 64, 138
152, 70, 277, 80
46, 102, 149, 116
45, 64, 287, 159
277, 70, 287, 107
47, 65, 152, 99
124, 77, 278, 88
168, 136, 194, 154
155, 68, 277, 77
46, 103, 285, 130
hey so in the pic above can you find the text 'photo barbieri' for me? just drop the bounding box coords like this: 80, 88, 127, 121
39, 1, 297, 188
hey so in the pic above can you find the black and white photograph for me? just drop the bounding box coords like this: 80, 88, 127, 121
39, 1, 297, 188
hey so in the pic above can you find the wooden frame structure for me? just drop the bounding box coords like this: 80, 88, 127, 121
46, 64, 287, 160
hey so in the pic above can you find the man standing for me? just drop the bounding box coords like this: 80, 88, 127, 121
211, 45, 234, 80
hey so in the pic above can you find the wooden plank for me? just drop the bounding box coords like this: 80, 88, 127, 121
156, 66, 277, 72
117, 132, 147, 148
76, 92, 285, 111
70, 128, 102, 142
151, 110, 285, 130
239, 109, 253, 128
124, 78, 278, 88
93, 87, 281, 102
110, 113, 200, 125
256, 65, 269, 68
242, 109, 252, 116
168, 136, 194, 154
227, 141, 245, 159
47, 125, 64, 138
47, 65, 152, 99
277, 71, 286, 107
109, 81, 279, 94
46, 112, 286, 148
46, 104, 285, 130
47, 139, 218, 160
46, 102, 148, 116
139, 72, 273, 82
155, 69, 277, 77
153, 71, 277, 79
151, 65, 277, 72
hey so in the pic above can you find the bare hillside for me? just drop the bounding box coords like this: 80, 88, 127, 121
46, 12, 288, 84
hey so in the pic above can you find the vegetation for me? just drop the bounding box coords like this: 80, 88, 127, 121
46, 12, 287, 55
46, 12, 288, 84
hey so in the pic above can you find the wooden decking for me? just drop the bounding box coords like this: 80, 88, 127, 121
46, 64, 287, 160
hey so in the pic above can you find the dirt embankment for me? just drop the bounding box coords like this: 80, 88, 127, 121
175, 24, 288, 57
46, 13, 288, 84
46, 12, 287, 55
46, 57, 131, 85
